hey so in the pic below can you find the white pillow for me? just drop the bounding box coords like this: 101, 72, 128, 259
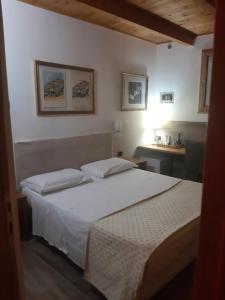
80, 157, 136, 178
21, 168, 91, 194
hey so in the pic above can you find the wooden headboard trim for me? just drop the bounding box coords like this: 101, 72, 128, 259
14, 132, 112, 187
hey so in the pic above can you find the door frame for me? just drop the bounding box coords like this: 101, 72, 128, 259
0, 0, 25, 299
192, 0, 225, 299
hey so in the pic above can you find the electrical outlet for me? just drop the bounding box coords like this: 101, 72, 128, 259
117, 151, 123, 157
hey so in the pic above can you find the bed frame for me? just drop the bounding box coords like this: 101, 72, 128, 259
136, 218, 199, 299
14, 132, 199, 299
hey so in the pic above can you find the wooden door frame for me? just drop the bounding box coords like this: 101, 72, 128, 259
0, 0, 25, 299
192, 0, 225, 299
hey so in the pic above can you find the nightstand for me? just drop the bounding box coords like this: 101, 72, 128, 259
123, 157, 147, 170
17, 192, 32, 240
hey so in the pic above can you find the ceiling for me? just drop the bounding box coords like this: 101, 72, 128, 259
19, 0, 215, 45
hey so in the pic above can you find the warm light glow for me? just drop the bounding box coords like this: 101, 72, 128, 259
142, 128, 155, 145
143, 105, 172, 130
141, 102, 172, 144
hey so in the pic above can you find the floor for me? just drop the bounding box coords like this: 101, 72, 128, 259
21, 238, 195, 300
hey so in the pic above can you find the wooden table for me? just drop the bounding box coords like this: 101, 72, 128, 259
139, 144, 186, 156
123, 157, 147, 170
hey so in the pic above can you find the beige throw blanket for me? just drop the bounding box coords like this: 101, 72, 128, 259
85, 180, 202, 300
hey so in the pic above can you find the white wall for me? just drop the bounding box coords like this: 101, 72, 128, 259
152, 35, 213, 123
2, 0, 156, 156
2, 0, 213, 156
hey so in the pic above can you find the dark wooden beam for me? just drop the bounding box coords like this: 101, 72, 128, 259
206, 0, 215, 6
78, 0, 197, 45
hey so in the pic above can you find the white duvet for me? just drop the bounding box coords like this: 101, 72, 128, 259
23, 169, 180, 268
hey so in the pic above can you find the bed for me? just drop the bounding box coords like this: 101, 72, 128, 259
14, 133, 202, 300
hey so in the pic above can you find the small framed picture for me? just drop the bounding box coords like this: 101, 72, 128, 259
160, 92, 174, 103
121, 73, 148, 111
35, 60, 95, 115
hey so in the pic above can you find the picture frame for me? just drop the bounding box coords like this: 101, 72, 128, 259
160, 92, 174, 103
198, 49, 213, 113
35, 60, 95, 115
121, 73, 148, 111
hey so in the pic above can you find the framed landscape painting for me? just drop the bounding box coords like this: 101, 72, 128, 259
35, 60, 95, 115
121, 73, 148, 111
41, 68, 66, 109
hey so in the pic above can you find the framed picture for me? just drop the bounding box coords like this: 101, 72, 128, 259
35, 60, 95, 115
121, 73, 148, 111
160, 92, 174, 103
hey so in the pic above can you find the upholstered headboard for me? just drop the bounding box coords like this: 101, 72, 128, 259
14, 132, 112, 187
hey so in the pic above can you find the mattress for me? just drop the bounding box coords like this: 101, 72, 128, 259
23, 169, 181, 268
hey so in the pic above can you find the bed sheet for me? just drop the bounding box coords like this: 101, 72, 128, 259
23, 169, 180, 268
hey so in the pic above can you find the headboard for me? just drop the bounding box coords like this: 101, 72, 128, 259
14, 132, 112, 187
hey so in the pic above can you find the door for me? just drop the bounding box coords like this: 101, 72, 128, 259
192, 0, 225, 299
0, 0, 25, 299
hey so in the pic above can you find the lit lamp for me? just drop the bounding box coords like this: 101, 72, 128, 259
148, 117, 163, 144
143, 106, 170, 145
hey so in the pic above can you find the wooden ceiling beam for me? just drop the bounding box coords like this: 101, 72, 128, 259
206, 0, 215, 6
77, 0, 197, 45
